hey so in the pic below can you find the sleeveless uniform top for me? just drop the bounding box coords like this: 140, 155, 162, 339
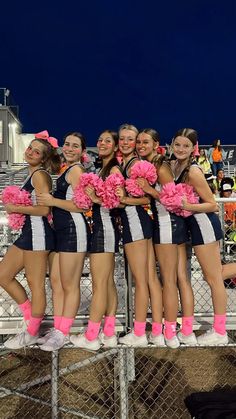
14, 169, 55, 251
174, 162, 222, 246
150, 161, 188, 245
119, 157, 153, 245
90, 166, 120, 253
52, 164, 90, 252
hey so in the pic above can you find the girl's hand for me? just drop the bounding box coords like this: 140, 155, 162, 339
36, 193, 54, 206
85, 186, 98, 202
181, 195, 189, 209
116, 186, 126, 202
5, 203, 17, 214
136, 177, 152, 194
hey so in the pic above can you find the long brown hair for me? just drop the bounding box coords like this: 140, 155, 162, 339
98, 130, 120, 180
31, 138, 61, 174
138, 128, 165, 169
173, 128, 198, 182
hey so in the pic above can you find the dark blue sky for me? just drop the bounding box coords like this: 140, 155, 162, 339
1, 1, 236, 146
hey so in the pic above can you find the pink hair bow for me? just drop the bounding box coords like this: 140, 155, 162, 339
35, 130, 58, 148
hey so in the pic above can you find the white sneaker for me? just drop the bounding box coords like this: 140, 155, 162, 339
149, 333, 166, 347
197, 329, 228, 346
177, 331, 197, 346
39, 329, 68, 351
37, 328, 55, 345
119, 331, 148, 347
164, 335, 180, 349
4, 331, 38, 349
70, 334, 101, 351
99, 332, 117, 348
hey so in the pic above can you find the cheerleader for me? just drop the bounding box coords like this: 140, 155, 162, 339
36, 132, 90, 351
116, 124, 159, 347
70, 130, 120, 350
1, 133, 61, 349
135, 128, 192, 348
172, 128, 229, 345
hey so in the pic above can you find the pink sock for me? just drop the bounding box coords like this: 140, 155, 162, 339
152, 322, 162, 336
181, 316, 194, 336
103, 316, 116, 337
19, 299, 31, 321
164, 320, 176, 339
134, 320, 146, 337
54, 316, 62, 330
27, 316, 43, 336
213, 314, 226, 335
58, 317, 74, 335
85, 320, 101, 341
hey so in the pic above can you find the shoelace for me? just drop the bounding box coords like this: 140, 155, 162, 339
46, 330, 64, 346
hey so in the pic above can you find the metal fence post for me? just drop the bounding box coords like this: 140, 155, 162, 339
119, 348, 129, 419
51, 350, 59, 419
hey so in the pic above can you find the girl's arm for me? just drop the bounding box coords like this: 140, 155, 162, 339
37, 165, 86, 212
116, 180, 151, 206
6, 171, 51, 216
183, 166, 218, 213
136, 162, 174, 200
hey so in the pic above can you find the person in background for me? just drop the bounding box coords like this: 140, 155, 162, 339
208, 139, 226, 176
214, 169, 225, 195
220, 177, 236, 237
205, 174, 217, 197
196, 149, 211, 174
1, 133, 61, 349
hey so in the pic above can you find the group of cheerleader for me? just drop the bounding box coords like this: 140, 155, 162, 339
1, 124, 235, 351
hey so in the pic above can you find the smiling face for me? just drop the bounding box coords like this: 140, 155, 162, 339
136, 132, 157, 159
24, 140, 46, 167
118, 128, 137, 157
97, 131, 117, 158
62, 135, 83, 164
172, 136, 195, 161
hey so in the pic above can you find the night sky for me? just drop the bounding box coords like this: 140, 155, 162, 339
1, 1, 236, 146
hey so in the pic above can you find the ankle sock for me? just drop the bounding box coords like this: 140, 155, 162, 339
27, 316, 43, 336
181, 316, 194, 336
213, 314, 226, 335
59, 317, 74, 335
19, 299, 31, 321
54, 315, 62, 330
152, 322, 162, 336
134, 320, 146, 337
85, 320, 101, 341
164, 320, 176, 339
103, 316, 115, 337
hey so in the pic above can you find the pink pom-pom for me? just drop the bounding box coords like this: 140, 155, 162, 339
2, 186, 32, 230
73, 173, 104, 208
159, 182, 199, 217
125, 178, 145, 197
129, 160, 157, 184
100, 172, 125, 209
125, 160, 157, 197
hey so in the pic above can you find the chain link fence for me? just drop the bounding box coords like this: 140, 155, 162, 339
0, 341, 236, 418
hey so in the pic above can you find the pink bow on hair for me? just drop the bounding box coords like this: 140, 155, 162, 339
193, 141, 200, 157
35, 130, 58, 148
